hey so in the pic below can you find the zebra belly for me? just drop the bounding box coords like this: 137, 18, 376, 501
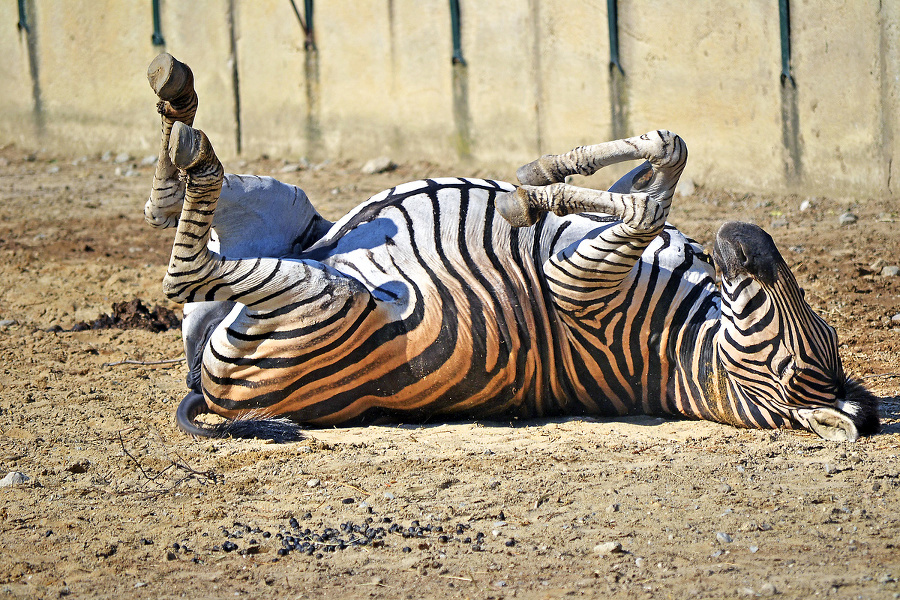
199, 179, 565, 424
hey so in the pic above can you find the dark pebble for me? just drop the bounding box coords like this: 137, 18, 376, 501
402, 546, 412, 553
262, 531, 271, 539
463, 537, 472, 544
342, 497, 355, 504
222, 541, 238, 552
505, 539, 516, 547
140, 538, 154, 546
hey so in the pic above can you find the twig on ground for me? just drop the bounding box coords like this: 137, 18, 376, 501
102, 357, 185, 367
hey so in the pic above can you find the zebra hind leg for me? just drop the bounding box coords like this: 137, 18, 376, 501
145, 53, 198, 228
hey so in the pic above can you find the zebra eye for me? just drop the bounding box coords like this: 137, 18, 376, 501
776, 354, 794, 380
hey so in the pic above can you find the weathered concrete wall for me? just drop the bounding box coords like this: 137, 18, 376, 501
0, 1, 897, 196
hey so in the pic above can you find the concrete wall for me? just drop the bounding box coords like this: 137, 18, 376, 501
0, 1, 897, 196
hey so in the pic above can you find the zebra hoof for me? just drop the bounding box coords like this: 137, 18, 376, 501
168, 122, 213, 171
516, 156, 558, 186
148, 52, 195, 104
496, 188, 540, 228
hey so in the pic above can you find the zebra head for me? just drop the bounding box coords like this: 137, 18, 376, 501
712, 221, 879, 441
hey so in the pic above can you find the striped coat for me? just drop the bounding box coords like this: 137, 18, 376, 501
144, 53, 877, 442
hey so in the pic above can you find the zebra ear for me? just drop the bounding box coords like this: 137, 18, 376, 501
798, 408, 859, 442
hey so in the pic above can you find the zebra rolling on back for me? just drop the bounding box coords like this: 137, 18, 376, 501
146, 53, 879, 442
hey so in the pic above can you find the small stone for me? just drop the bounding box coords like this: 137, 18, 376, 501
799, 199, 813, 212
361, 156, 395, 175
676, 177, 696, 197
891, 314, 900, 325
770, 218, 788, 229
869, 258, 886, 271
824, 463, 841, 475
716, 532, 734, 544
383, 491, 395, 500
341, 497, 355, 504
47, 165, 60, 174
634, 557, 645, 568
593, 541, 623, 556
0, 319, 16, 328
307, 478, 320, 488
838, 212, 858, 226
114, 152, 132, 164
0, 471, 29, 487
717, 483, 733, 494
141, 155, 158, 166
605, 503, 620, 513
279, 163, 306, 174
166, 551, 177, 561
881, 266, 900, 277
759, 582, 777, 596
749, 545, 759, 553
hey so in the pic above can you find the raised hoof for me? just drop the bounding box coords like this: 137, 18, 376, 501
168, 122, 213, 171
495, 188, 540, 228
516, 157, 558, 186
148, 53, 195, 103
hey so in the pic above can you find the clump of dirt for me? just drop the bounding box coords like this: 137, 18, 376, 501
67, 298, 181, 333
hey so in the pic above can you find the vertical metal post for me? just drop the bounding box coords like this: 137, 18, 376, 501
778, 0, 792, 84
304, 0, 315, 50
227, 0, 242, 154
607, 0, 628, 139
449, 0, 470, 158
17, 0, 29, 32
779, 0, 802, 183
17, 0, 43, 135
607, 0, 623, 75
151, 0, 165, 46
449, 0, 465, 65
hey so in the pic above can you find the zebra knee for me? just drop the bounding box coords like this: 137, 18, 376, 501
182, 301, 235, 393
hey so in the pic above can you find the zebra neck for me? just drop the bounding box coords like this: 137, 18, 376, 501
674, 325, 787, 430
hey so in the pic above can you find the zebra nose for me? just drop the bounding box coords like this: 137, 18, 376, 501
715, 222, 781, 285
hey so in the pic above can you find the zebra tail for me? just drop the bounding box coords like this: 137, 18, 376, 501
176, 391, 304, 443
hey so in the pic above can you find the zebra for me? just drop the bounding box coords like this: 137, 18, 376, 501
146, 53, 879, 442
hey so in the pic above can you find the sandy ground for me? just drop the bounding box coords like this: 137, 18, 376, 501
0, 144, 898, 599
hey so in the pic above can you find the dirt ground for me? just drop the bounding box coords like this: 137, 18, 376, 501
0, 142, 898, 600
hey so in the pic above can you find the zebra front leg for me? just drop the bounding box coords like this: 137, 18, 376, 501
496, 183, 659, 229
515, 129, 686, 189
145, 53, 198, 228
